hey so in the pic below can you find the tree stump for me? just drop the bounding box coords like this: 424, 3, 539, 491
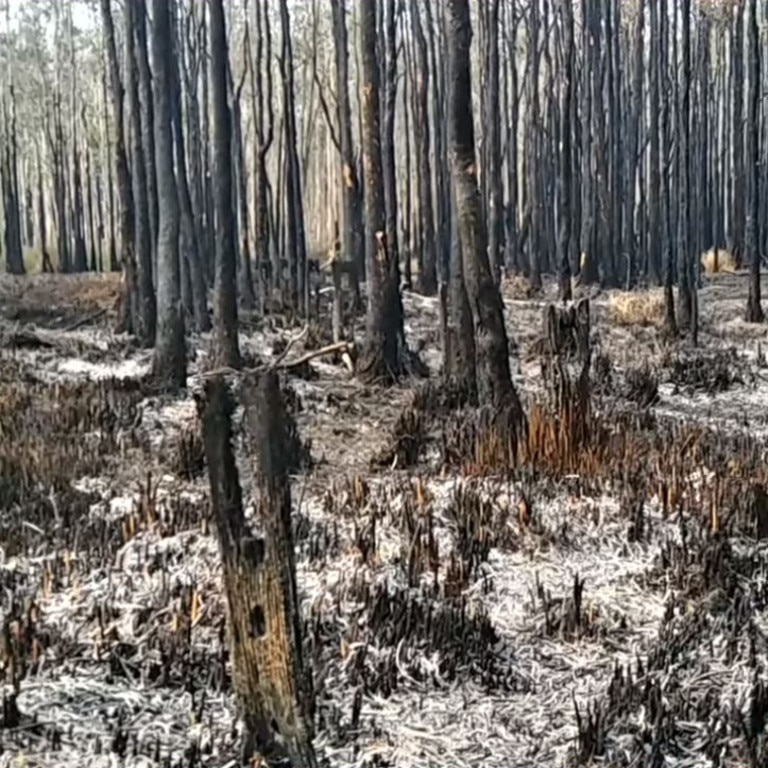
202, 375, 316, 767
541, 299, 592, 455
542, 298, 591, 363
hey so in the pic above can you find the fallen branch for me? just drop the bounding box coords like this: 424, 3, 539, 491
62, 308, 109, 333
280, 341, 355, 370
201, 340, 356, 379
272, 325, 309, 368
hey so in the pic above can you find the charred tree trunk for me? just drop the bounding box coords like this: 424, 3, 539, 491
135, 0, 159, 276
661, 0, 676, 334
677, 0, 694, 332
86, 151, 98, 271
278, 0, 309, 316
24, 183, 33, 249
247, 0, 276, 312
424, 3, 449, 286
410, 0, 437, 295
170, 0, 210, 332
202, 375, 316, 767
446, 0, 523, 414
101, 42, 119, 274
2, 88, 24, 276
444, 180, 477, 398
209, 0, 241, 368
152, 0, 187, 391
483, 0, 503, 284
231, 64, 256, 312
382, 0, 400, 288
732, 0, 746, 262
126, 0, 157, 345
359, 0, 405, 382
745, 0, 763, 322
330, 0, 364, 300
68, 8, 88, 274
557, 0, 574, 301
648, 0, 662, 286
36, 142, 52, 274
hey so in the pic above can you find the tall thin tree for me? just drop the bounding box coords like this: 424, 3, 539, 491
745, 0, 763, 322
152, 0, 186, 391
446, 0, 523, 414
359, 0, 405, 381
209, 0, 241, 368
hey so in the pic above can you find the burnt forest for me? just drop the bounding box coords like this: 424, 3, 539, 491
2, 0, 768, 766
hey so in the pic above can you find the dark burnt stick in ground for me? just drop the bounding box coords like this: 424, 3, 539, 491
202, 374, 316, 767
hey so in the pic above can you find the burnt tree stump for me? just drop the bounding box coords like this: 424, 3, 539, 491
541, 299, 592, 452
202, 375, 316, 767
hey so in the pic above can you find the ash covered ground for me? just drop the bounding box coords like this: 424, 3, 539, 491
2, 272, 768, 767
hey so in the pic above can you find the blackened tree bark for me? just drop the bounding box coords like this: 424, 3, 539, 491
732, 0, 746, 262
69, 7, 88, 274
126, 0, 156, 346
247, 0, 276, 313
446, 0, 523, 413
444, 181, 476, 398
152, 0, 186, 392
483, 0, 503, 284
382, 0, 400, 285
648, 0, 662, 286
677, 0, 694, 331
100, 0, 138, 329
423, 3, 449, 285
85, 150, 98, 271
36, 141, 52, 273
330, 0, 364, 296
410, 0, 437, 295
135, 0, 159, 274
745, 0, 763, 322
202, 13, 216, 286
278, 0, 309, 315
557, 0, 574, 301
401, 11, 413, 289
170, 0, 210, 332
626, 0, 644, 286
24, 182, 33, 250
101, 44, 119, 274
359, 0, 405, 382
209, 0, 241, 368
2, 83, 24, 275
504, 8, 521, 273
660, 0, 676, 334
229, 52, 256, 311
526, 0, 544, 289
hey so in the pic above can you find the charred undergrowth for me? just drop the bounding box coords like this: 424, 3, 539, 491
665, 347, 752, 395
307, 577, 521, 706
572, 524, 768, 767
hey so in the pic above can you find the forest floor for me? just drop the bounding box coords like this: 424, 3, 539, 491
2, 271, 768, 767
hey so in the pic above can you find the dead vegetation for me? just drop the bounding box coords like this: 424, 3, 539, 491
701, 247, 738, 274
3, 276, 768, 767
607, 288, 665, 326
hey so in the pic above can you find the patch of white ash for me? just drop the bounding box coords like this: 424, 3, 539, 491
56, 356, 152, 381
